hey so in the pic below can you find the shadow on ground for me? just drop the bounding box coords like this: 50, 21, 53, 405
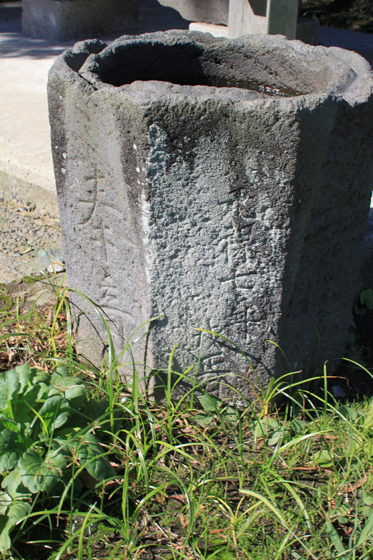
0, 0, 189, 59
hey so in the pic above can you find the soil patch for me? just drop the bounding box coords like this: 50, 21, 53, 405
0, 197, 63, 283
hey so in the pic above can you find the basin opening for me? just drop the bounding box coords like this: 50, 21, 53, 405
96, 42, 304, 96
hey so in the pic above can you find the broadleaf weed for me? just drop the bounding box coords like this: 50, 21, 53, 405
0, 283, 373, 559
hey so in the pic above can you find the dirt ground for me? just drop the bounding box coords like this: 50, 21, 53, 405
0, 196, 63, 284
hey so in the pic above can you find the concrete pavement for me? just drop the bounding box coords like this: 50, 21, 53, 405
0, 1, 372, 218
0, 0, 189, 217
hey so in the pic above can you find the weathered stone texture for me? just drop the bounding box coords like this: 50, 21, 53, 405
357, 209, 373, 297
48, 32, 373, 401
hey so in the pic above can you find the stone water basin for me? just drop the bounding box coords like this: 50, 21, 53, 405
48, 31, 373, 401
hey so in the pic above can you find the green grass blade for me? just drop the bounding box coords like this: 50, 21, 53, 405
357, 508, 373, 547
239, 488, 287, 526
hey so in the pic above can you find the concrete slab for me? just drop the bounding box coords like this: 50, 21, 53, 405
0, 0, 189, 217
0, 1, 372, 219
318, 25, 373, 67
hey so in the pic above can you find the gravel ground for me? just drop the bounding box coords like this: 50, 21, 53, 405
0, 196, 63, 283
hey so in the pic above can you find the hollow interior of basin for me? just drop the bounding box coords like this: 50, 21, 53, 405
96, 41, 319, 96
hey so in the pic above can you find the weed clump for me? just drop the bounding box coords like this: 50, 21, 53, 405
1, 277, 373, 559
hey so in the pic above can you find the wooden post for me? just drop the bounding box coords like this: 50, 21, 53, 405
266, 0, 299, 39
228, 0, 299, 40
189, 0, 319, 45
228, 0, 267, 38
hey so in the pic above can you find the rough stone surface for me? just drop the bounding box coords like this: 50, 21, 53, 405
48, 31, 373, 401
22, 0, 140, 41
157, 0, 229, 25
357, 209, 373, 297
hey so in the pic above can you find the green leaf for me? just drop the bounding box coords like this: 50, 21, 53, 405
313, 449, 334, 466
325, 519, 345, 554
0, 501, 31, 553
12, 415, 32, 432
357, 507, 373, 546
57, 366, 70, 378
33, 371, 49, 384
360, 505, 373, 517
55, 470, 83, 498
291, 419, 306, 434
52, 412, 70, 430
0, 370, 20, 410
195, 413, 214, 427
65, 385, 86, 410
54, 426, 82, 440
360, 289, 373, 309
266, 417, 280, 429
10, 387, 39, 424
198, 394, 222, 413
38, 395, 70, 431
7, 500, 31, 524
36, 382, 49, 400
48, 374, 87, 411
268, 430, 284, 446
80, 399, 109, 426
78, 433, 115, 481
253, 417, 280, 438
0, 429, 21, 472
18, 448, 66, 493
222, 406, 239, 426
0, 515, 11, 553
0, 492, 11, 515
338, 406, 352, 420
64, 383, 86, 402
49, 373, 84, 396
253, 419, 269, 437
15, 364, 35, 394
54, 398, 108, 439
1, 468, 31, 499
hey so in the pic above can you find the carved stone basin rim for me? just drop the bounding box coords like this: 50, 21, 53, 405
47, 30, 373, 402
62, 31, 371, 105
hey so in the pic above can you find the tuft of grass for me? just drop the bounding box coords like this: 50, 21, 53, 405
1, 280, 373, 559
0, 272, 71, 372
